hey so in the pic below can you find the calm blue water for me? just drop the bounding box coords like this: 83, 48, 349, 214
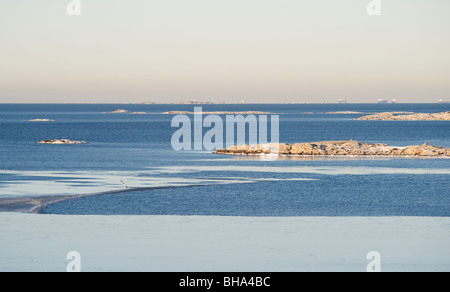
0, 103, 449, 216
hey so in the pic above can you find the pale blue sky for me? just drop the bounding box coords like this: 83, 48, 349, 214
0, 0, 449, 103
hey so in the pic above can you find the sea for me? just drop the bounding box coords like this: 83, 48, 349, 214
0, 103, 449, 217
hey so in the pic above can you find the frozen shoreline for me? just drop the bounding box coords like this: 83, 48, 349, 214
1, 164, 448, 272
0, 213, 449, 272
0, 185, 208, 214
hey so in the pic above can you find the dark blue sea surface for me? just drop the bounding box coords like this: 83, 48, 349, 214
0, 103, 449, 216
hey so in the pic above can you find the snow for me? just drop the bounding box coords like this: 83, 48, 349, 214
0, 213, 449, 272
1, 164, 449, 272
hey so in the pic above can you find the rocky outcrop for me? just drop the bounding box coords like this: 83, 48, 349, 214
356, 111, 450, 121
110, 109, 150, 114
28, 119, 55, 122
111, 109, 131, 113
327, 111, 363, 114
215, 140, 450, 157
37, 139, 87, 145
163, 111, 277, 115
111, 109, 277, 115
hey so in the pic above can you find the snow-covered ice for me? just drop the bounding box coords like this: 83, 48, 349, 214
0, 213, 449, 272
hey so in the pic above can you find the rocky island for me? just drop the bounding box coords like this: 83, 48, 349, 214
327, 111, 363, 114
110, 109, 278, 115
111, 109, 131, 113
37, 139, 87, 145
356, 111, 450, 121
163, 111, 277, 115
215, 140, 450, 157
28, 119, 55, 122
110, 109, 150, 114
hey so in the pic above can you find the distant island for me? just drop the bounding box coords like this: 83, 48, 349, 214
162, 111, 277, 115
327, 111, 363, 114
111, 109, 132, 113
216, 140, 450, 157
28, 119, 55, 122
137, 99, 244, 105
356, 111, 450, 121
37, 139, 87, 145
109, 109, 278, 115
110, 109, 150, 114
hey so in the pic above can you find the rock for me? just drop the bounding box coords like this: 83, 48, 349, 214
37, 139, 87, 145
356, 111, 450, 121
109, 110, 151, 114
327, 111, 363, 114
111, 109, 131, 114
28, 119, 55, 122
215, 140, 450, 157
162, 111, 277, 115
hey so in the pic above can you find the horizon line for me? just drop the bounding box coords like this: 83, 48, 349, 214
0, 102, 447, 105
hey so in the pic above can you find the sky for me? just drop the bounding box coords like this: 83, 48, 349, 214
0, 0, 449, 103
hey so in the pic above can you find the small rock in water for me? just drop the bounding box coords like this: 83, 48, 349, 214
37, 139, 87, 145
28, 119, 55, 122
111, 109, 131, 114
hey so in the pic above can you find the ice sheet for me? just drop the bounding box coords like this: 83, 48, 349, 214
0, 169, 315, 199
0, 213, 448, 272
